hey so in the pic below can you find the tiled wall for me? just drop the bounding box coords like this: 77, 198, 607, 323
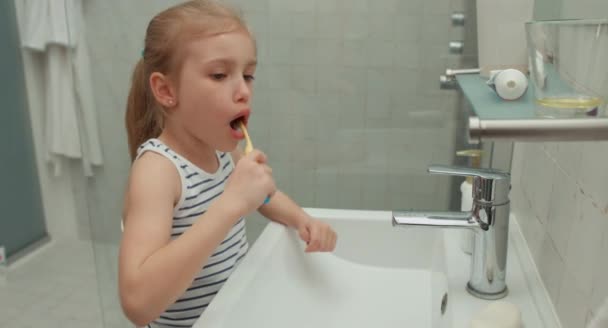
509, 1, 608, 327
234, 0, 470, 236
510, 142, 608, 328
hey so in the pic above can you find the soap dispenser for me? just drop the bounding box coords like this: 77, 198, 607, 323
456, 149, 483, 254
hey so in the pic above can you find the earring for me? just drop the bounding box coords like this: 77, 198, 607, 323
167, 100, 174, 106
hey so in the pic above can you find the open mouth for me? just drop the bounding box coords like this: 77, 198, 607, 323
230, 116, 245, 130
230, 116, 246, 131
230, 110, 250, 131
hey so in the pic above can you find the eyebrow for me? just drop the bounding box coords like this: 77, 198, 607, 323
204, 58, 257, 67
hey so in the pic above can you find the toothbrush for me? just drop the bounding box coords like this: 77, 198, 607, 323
239, 121, 271, 205
240, 121, 254, 154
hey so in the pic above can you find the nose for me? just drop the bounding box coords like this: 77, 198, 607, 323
234, 77, 251, 103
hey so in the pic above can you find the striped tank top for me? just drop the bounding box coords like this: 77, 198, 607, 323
136, 138, 249, 328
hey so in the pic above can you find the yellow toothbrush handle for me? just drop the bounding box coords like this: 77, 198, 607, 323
239, 121, 271, 205
240, 121, 254, 154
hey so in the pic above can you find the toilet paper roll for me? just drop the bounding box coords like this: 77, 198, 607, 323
487, 69, 528, 100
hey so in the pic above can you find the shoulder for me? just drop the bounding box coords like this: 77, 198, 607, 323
125, 151, 181, 213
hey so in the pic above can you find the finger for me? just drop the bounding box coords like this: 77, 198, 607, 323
263, 164, 273, 175
320, 227, 329, 251
330, 230, 337, 251
299, 225, 311, 244
249, 149, 267, 164
306, 225, 321, 252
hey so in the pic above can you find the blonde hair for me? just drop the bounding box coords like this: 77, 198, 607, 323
125, 0, 250, 161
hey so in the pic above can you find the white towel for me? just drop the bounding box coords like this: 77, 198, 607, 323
21, 0, 103, 176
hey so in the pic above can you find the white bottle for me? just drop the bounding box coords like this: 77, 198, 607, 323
460, 179, 474, 254
456, 149, 483, 255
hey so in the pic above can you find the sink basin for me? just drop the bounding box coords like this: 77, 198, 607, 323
194, 208, 553, 328
195, 209, 450, 328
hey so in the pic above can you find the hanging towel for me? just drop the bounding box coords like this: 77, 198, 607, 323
21, 0, 103, 176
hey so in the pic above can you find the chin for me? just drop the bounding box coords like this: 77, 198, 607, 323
215, 140, 239, 153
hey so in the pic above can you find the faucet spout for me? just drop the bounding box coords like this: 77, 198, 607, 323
392, 211, 479, 229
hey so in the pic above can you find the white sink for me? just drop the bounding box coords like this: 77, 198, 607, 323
194, 208, 555, 328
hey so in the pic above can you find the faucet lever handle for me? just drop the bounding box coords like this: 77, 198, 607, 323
428, 165, 510, 181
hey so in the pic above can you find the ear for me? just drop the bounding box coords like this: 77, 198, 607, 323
149, 72, 178, 108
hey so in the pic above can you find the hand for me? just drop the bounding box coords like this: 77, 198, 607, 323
297, 217, 337, 252
224, 149, 276, 217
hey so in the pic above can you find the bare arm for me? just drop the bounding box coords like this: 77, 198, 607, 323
118, 152, 253, 326
231, 149, 337, 252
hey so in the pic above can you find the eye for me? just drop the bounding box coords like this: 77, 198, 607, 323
211, 73, 227, 81
244, 75, 255, 82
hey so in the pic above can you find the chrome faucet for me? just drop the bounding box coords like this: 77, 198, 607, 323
392, 165, 511, 300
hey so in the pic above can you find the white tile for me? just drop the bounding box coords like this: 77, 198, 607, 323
367, 68, 394, 91
245, 212, 268, 243
368, 14, 395, 40
343, 14, 369, 40
291, 169, 316, 206
266, 65, 291, 91
392, 15, 420, 43
290, 38, 317, 65
288, 0, 315, 13
578, 142, 608, 211
0, 240, 111, 325
343, 40, 369, 67
367, 40, 395, 68
342, 0, 368, 13
591, 218, 608, 313
396, 0, 423, 15
552, 142, 584, 179
317, 39, 343, 65
290, 140, 318, 169
564, 196, 605, 299
537, 236, 566, 305
520, 215, 547, 264
290, 65, 317, 92
557, 271, 591, 328
316, 0, 340, 14
339, 94, 366, 129
423, 1, 450, 15
393, 42, 420, 69
366, 88, 391, 120
244, 11, 269, 38
291, 13, 317, 38
316, 14, 343, 39
420, 17, 450, 48
388, 68, 419, 99
547, 168, 580, 260
266, 38, 291, 64
268, 12, 293, 38
336, 172, 363, 208
314, 168, 339, 208
316, 65, 341, 93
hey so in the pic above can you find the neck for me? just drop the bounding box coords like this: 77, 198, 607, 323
158, 122, 219, 173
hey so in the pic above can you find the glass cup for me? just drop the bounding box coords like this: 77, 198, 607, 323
525, 19, 608, 118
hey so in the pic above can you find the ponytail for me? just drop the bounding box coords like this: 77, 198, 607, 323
125, 59, 161, 161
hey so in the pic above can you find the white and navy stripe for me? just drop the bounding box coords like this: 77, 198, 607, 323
137, 139, 248, 328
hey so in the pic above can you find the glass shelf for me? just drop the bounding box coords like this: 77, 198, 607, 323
456, 74, 608, 143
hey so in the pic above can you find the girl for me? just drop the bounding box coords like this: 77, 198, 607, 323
118, 1, 337, 327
